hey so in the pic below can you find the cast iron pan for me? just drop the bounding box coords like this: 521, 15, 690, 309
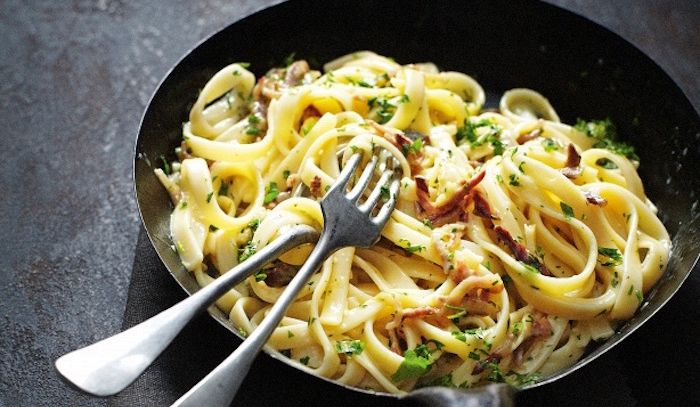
134, 0, 700, 405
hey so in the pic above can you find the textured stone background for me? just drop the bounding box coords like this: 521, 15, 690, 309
0, 1, 697, 406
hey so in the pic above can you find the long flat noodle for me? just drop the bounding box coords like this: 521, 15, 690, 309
155, 52, 671, 394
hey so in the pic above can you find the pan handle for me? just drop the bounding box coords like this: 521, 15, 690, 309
401, 383, 515, 407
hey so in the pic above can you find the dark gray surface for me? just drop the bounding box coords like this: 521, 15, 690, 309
0, 1, 697, 406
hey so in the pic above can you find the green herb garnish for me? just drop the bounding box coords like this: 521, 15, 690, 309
335, 340, 365, 356
560, 202, 574, 219
264, 182, 280, 204
574, 118, 639, 160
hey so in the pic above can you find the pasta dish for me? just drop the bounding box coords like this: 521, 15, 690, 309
155, 52, 671, 392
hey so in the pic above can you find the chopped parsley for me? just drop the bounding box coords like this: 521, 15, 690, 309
456, 119, 504, 155
380, 184, 391, 200
159, 154, 171, 175
508, 174, 520, 186
468, 351, 481, 361
398, 239, 425, 253
206, 191, 214, 203
402, 137, 424, 156
542, 138, 560, 152
248, 218, 260, 232
347, 77, 372, 88
179, 200, 188, 209
422, 218, 433, 229
335, 339, 365, 357
445, 304, 466, 320
245, 114, 261, 135
391, 343, 441, 382
512, 321, 523, 336
264, 182, 280, 204
595, 157, 618, 169
367, 96, 396, 124
282, 170, 291, 179
218, 181, 230, 196
254, 270, 267, 282
238, 240, 256, 262
398, 94, 410, 103
560, 202, 575, 219
574, 118, 639, 160
299, 356, 310, 366
598, 247, 622, 267
635, 289, 643, 304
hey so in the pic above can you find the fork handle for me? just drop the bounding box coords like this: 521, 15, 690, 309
54, 225, 318, 397
171, 233, 338, 407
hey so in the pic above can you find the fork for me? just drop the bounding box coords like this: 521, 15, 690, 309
54, 151, 400, 404
170, 152, 400, 406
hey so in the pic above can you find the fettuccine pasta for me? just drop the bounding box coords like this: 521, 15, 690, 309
155, 52, 671, 392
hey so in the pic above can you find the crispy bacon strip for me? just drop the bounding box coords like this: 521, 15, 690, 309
561, 144, 582, 179
584, 190, 607, 206
516, 128, 542, 144
530, 314, 553, 337
310, 175, 322, 197
284, 60, 310, 86
401, 306, 440, 319
415, 170, 486, 226
494, 226, 553, 276
368, 120, 425, 175
260, 261, 299, 287
472, 190, 498, 220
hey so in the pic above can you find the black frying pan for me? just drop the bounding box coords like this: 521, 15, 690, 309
134, 0, 700, 405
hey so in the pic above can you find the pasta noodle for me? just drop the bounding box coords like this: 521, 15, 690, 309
155, 52, 671, 392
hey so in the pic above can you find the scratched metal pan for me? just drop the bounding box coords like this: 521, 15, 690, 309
133, 0, 700, 405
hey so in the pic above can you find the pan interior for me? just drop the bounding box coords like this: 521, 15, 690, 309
134, 0, 700, 397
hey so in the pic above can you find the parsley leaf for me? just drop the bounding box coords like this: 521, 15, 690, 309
398, 239, 425, 254
574, 118, 639, 160
159, 154, 171, 175
456, 119, 504, 155
238, 240, 256, 262
391, 349, 432, 381
368, 96, 396, 124
542, 138, 560, 152
560, 202, 575, 219
598, 247, 622, 267
264, 182, 280, 204
380, 184, 391, 200
402, 137, 424, 156
335, 340, 365, 356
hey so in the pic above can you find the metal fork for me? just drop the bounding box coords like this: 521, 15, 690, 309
170, 152, 400, 406
54, 152, 399, 405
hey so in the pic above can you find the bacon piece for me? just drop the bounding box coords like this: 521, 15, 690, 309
260, 261, 299, 287
584, 190, 607, 206
494, 226, 553, 276
415, 170, 486, 227
284, 60, 310, 86
310, 175, 322, 197
561, 144, 582, 179
401, 306, 440, 320
368, 120, 425, 175
451, 262, 474, 284
472, 190, 498, 220
531, 314, 553, 337
517, 128, 542, 144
